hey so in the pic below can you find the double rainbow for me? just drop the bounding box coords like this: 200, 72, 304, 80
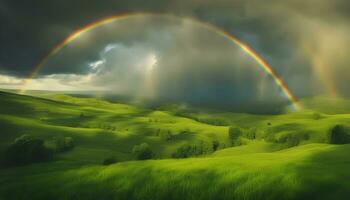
17, 13, 301, 111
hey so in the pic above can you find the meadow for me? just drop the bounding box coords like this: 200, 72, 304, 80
0, 91, 349, 200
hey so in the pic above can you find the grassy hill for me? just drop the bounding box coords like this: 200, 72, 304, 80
0, 91, 349, 199
0, 91, 234, 163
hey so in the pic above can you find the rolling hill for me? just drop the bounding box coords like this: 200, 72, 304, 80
0, 91, 349, 200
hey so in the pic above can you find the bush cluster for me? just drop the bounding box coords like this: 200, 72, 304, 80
329, 125, 350, 144
277, 133, 309, 147
172, 145, 197, 158
4, 135, 53, 166
132, 143, 154, 160
172, 141, 213, 158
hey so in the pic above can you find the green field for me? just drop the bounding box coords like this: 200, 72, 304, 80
0, 91, 349, 200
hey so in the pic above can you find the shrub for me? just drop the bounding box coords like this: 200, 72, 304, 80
172, 145, 195, 158
244, 128, 256, 140
54, 136, 75, 152
102, 156, 117, 165
329, 125, 350, 144
228, 127, 242, 146
4, 135, 53, 166
277, 132, 309, 147
312, 112, 322, 120
280, 134, 300, 147
212, 140, 220, 152
172, 142, 210, 158
132, 143, 154, 160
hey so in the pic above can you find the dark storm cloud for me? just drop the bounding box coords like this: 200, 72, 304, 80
66, 16, 281, 103
0, 0, 159, 76
23, 15, 279, 104
0, 0, 350, 97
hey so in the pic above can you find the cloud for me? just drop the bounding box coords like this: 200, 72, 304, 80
0, 73, 102, 91
44, 16, 281, 104
0, 0, 349, 100
9, 15, 282, 107
0, 74, 22, 86
104, 44, 118, 53
89, 60, 105, 71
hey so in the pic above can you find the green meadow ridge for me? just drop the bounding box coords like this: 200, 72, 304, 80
0, 91, 350, 200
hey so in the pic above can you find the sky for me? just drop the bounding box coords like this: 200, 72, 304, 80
0, 0, 349, 107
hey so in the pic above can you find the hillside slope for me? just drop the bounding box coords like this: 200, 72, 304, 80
0, 91, 230, 162
1, 143, 349, 200
0, 91, 350, 200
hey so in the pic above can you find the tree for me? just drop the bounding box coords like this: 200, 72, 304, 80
132, 143, 154, 160
172, 142, 210, 158
4, 135, 53, 166
172, 145, 195, 158
228, 127, 242, 145
329, 125, 350, 144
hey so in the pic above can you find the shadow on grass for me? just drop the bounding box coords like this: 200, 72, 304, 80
0, 161, 297, 200
294, 144, 350, 200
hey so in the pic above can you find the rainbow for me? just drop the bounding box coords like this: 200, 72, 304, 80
17, 13, 301, 111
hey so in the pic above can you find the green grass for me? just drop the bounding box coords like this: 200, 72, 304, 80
0, 92, 231, 163
1, 143, 349, 200
0, 91, 350, 199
